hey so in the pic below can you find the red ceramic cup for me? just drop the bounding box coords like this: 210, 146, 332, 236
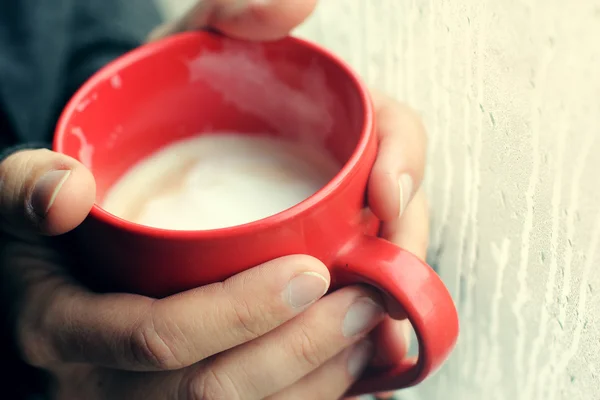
53, 31, 458, 395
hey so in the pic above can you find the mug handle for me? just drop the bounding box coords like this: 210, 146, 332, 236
334, 235, 459, 396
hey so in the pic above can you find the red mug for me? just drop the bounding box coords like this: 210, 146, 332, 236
53, 31, 458, 395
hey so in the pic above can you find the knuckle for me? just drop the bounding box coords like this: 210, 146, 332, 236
187, 368, 241, 400
289, 317, 326, 369
15, 281, 66, 368
405, 106, 428, 143
17, 322, 53, 367
130, 305, 185, 370
231, 298, 264, 339
221, 280, 270, 340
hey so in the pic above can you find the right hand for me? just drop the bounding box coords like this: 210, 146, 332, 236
0, 149, 386, 400
0, 3, 428, 397
0, 1, 391, 396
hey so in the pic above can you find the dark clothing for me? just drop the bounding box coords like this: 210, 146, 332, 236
0, 0, 162, 153
0, 1, 162, 398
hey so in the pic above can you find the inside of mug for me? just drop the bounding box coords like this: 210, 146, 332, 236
56, 33, 369, 202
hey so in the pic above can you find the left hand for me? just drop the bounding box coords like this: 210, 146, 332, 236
348, 91, 429, 400
151, 3, 430, 398
274, 90, 430, 400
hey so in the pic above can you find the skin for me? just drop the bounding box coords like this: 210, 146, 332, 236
0, 1, 429, 399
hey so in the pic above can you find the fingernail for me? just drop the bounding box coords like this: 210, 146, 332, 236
31, 170, 71, 217
398, 173, 413, 217
285, 272, 329, 309
347, 340, 374, 378
343, 297, 385, 338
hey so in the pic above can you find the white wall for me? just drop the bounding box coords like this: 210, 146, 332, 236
296, 1, 600, 399
158, 1, 600, 399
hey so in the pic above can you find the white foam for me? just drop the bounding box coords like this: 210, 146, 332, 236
102, 133, 341, 230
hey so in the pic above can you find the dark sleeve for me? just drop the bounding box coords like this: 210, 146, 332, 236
0, 2, 163, 398
62, 1, 163, 108
0, 0, 163, 153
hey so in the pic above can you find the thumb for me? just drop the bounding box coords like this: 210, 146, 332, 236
0, 149, 96, 236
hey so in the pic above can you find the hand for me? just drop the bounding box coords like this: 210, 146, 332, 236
3, 234, 389, 399
0, 3, 429, 400
4, 1, 381, 399
346, 91, 429, 400
0, 99, 427, 400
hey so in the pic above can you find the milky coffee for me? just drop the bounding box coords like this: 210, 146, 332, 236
102, 133, 341, 230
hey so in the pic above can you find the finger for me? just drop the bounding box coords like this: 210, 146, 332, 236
179, 286, 385, 400
380, 188, 429, 259
347, 388, 400, 399
368, 189, 428, 376
149, 0, 318, 42
347, 394, 397, 400
370, 318, 411, 368
66, 287, 382, 400
374, 393, 398, 400
0, 149, 96, 236
52, 365, 181, 400
12, 249, 330, 371
266, 340, 374, 400
367, 90, 428, 223
90, 343, 373, 400
364, 320, 410, 400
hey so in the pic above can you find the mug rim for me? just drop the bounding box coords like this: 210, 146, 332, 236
53, 31, 374, 240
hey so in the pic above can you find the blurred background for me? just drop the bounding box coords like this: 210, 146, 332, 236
159, 1, 600, 399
